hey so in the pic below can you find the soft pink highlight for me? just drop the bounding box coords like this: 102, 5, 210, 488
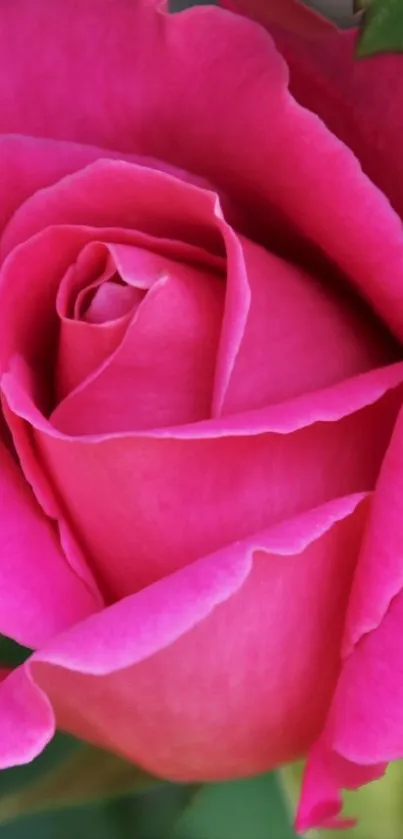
0, 1, 401, 832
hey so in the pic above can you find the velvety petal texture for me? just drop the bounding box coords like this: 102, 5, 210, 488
295, 407, 403, 831
260, 26, 403, 220
0, 433, 101, 648
3, 0, 403, 345
220, 0, 335, 35
0, 495, 368, 777
0, 0, 401, 832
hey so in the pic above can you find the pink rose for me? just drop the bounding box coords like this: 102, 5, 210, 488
0, 0, 402, 830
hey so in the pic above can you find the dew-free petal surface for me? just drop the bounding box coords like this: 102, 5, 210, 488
222, 237, 398, 415
220, 0, 335, 36
0, 435, 100, 648
297, 585, 403, 831
297, 406, 403, 830
0, 495, 367, 778
2, 353, 401, 600
53, 260, 224, 432
2, 1, 403, 346
261, 26, 403, 220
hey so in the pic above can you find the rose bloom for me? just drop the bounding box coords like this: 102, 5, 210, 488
0, 0, 402, 830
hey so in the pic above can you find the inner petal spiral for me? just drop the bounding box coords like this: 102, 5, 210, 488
52, 239, 226, 431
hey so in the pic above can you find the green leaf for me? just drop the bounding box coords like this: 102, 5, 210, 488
357, 0, 403, 56
171, 772, 297, 839
0, 742, 161, 825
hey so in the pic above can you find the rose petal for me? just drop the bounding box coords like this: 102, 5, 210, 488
297, 404, 403, 830
56, 244, 133, 400
0, 133, 218, 253
262, 26, 403, 220
2, 6, 403, 346
0, 434, 101, 648
297, 743, 385, 832
220, 0, 335, 36
342, 407, 403, 655
222, 237, 398, 414
55, 241, 176, 401
3, 208, 403, 444
1, 159, 223, 263
3, 355, 401, 600
0, 0, 333, 157
0, 160, 253, 425
4, 159, 401, 433
52, 259, 225, 431
0, 494, 367, 778
0, 165, 225, 401
0, 135, 121, 239
0, 665, 54, 766
297, 585, 403, 831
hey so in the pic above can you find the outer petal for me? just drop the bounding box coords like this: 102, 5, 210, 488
261, 26, 403, 220
343, 408, 403, 655
222, 237, 398, 415
0, 435, 101, 648
0, 135, 118, 237
3, 355, 402, 600
2, 5, 403, 343
0, 134, 216, 247
220, 0, 335, 35
0, 494, 367, 777
297, 406, 403, 830
297, 590, 403, 831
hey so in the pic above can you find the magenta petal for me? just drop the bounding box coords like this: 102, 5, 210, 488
0, 135, 124, 239
0, 435, 100, 648
0, 536, 253, 769
265, 26, 403, 220
53, 257, 225, 432
0, 163, 229, 424
1, 158, 222, 262
297, 407, 403, 829
56, 245, 134, 401
343, 407, 403, 655
0, 495, 367, 777
297, 407, 403, 830
297, 586, 403, 831
2, 356, 401, 600
0, 666, 54, 767
55, 241, 160, 401
297, 743, 385, 832
2, 3, 403, 345
220, 0, 335, 36
222, 237, 397, 414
